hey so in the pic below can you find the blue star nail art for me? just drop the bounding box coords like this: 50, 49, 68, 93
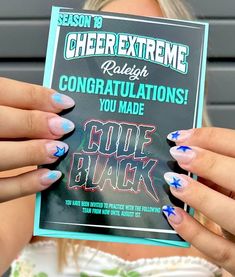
162, 206, 176, 217
177, 146, 192, 152
170, 177, 182, 189
171, 131, 180, 140
54, 146, 66, 157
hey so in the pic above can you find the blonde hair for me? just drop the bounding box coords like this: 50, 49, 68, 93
58, 0, 211, 270
83, 0, 193, 19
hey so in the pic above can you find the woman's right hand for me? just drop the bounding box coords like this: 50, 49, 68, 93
0, 77, 75, 203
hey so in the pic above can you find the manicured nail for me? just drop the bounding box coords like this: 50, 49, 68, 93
40, 170, 62, 187
162, 205, 183, 225
51, 92, 75, 109
164, 172, 188, 190
45, 141, 69, 161
170, 146, 195, 164
48, 117, 75, 136
167, 129, 193, 142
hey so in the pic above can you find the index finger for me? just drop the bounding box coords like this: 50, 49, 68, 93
163, 207, 235, 276
0, 77, 75, 113
167, 127, 235, 158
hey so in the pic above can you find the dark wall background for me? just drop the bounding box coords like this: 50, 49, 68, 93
0, 0, 234, 129
188, 0, 235, 128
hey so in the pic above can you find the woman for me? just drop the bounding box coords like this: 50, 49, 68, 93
0, 0, 234, 276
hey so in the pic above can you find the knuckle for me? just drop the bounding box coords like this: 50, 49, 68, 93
27, 84, 41, 106
195, 189, 208, 209
212, 245, 232, 265
206, 154, 217, 173
192, 127, 201, 137
189, 227, 201, 245
193, 127, 216, 146
18, 176, 33, 197
192, 128, 205, 141
24, 144, 37, 164
18, 178, 27, 197
25, 110, 39, 134
197, 149, 217, 175
24, 141, 44, 164
205, 127, 217, 143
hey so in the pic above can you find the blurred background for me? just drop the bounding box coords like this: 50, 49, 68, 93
0, 0, 234, 127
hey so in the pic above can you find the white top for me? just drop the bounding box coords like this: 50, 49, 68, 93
10, 241, 222, 277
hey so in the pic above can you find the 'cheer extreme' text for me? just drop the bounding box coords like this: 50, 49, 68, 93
64, 32, 189, 74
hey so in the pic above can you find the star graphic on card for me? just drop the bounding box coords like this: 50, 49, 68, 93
171, 131, 180, 140
177, 146, 192, 152
162, 206, 175, 217
170, 177, 182, 189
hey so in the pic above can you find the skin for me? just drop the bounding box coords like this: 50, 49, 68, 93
0, 1, 234, 276
0, 77, 75, 273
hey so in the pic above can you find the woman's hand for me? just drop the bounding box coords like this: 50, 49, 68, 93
0, 77, 75, 202
163, 127, 235, 276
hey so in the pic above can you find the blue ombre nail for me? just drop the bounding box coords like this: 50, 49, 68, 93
62, 120, 74, 133
51, 92, 75, 109
48, 171, 60, 180
48, 117, 75, 136
52, 93, 63, 103
40, 170, 62, 187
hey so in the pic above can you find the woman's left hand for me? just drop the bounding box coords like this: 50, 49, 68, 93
163, 127, 235, 276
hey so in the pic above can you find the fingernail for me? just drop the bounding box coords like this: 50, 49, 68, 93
45, 141, 69, 161
162, 205, 183, 225
164, 172, 188, 190
167, 129, 193, 142
170, 146, 196, 164
40, 170, 62, 187
48, 117, 75, 136
51, 92, 75, 109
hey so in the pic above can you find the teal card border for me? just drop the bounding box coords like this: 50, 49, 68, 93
197, 21, 209, 128
34, 6, 209, 248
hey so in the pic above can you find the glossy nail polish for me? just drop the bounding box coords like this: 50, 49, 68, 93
48, 117, 75, 136
51, 92, 75, 109
40, 170, 62, 187
170, 145, 195, 164
167, 129, 193, 142
164, 172, 188, 190
45, 141, 69, 161
162, 205, 183, 225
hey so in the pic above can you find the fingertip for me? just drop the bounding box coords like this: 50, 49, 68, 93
40, 170, 62, 188
45, 140, 69, 162
167, 129, 193, 143
162, 205, 184, 225
51, 92, 75, 110
48, 116, 75, 137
